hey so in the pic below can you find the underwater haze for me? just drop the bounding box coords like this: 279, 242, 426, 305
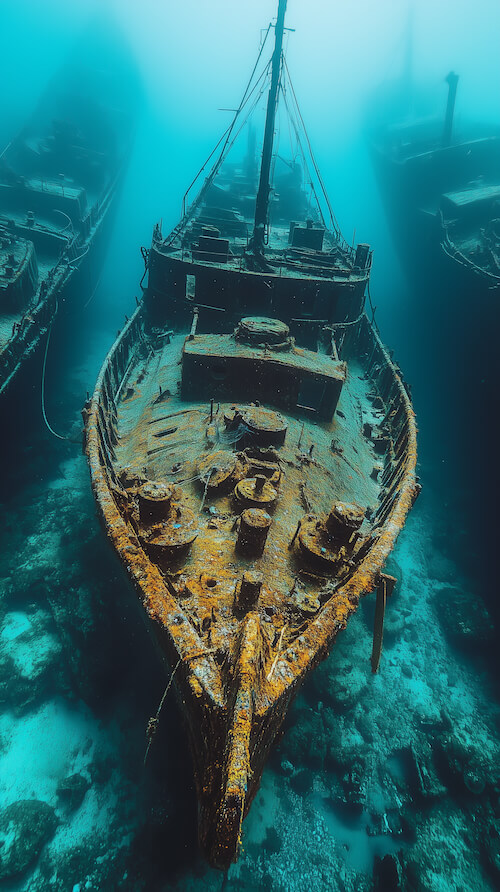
0, 0, 499, 890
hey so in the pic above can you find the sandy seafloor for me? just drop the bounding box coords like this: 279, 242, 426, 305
0, 312, 499, 892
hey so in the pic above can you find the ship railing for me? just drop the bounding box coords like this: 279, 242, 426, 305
336, 236, 357, 262
181, 247, 245, 270
277, 258, 354, 279
441, 235, 500, 286
351, 316, 418, 530
89, 200, 100, 229
178, 245, 371, 282
87, 306, 146, 489
181, 247, 237, 264
193, 213, 250, 234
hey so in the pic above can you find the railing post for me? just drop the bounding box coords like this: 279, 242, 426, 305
371, 573, 396, 673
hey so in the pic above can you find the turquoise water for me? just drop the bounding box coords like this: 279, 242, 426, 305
1, 1, 499, 889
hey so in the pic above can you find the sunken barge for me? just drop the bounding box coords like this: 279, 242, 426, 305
0, 27, 137, 408
371, 72, 500, 297
86, 0, 418, 868
370, 71, 500, 588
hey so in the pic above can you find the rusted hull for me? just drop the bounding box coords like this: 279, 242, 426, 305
146, 245, 370, 330
371, 132, 499, 609
0, 167, 127, 405
1, 25, 138, 407
85, 303, 418, 868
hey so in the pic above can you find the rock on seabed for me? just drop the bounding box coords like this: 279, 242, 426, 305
0, 799, 58, 881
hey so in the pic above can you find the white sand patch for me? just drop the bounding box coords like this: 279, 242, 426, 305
47, 454, 86, 492
0, 697, 128, 892
1, 612, 31, 641
1, 611, 61, 679
17, 531, 61, 574
51, 783, 119, 854
0, 699, 107, 807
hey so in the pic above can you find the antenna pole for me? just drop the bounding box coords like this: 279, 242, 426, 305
249, 0, 288, 256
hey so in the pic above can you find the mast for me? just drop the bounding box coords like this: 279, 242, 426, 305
245, 125, 257, 185
401, 9, 414, 111
249, 0, 288, 256
442, 71, 459, 148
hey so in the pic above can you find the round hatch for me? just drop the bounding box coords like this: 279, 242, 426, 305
326, 503, 365, 542
142, 506, 198, 558
196, 451, 242, 493
138, 481, 174, 523
297, 518, 344, 571
234, 475, 277, 509
243, 406, 287, 439
224, 405, 288, 447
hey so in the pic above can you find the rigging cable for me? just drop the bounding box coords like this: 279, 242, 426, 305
82, 268, 104, 309
280, 74, 331, 230
175, 23, 274, 228
144, 659, 182, 767
280, 82, 316, 223
282, 61, 335, 234
52, 208, 75, 237
68, 245, 90, 270
367, 281, 380, 332
163, 57, 272, 248
283, 58, 347, 247
41, 299, 70, 441
283, 82, 298, 167
143, 647, 218, 766
280, 80, 327, 229
164, 64, 270, 246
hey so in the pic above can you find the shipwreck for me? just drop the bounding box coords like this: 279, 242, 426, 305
85, 0, 418, 868
0, 25, 137, 408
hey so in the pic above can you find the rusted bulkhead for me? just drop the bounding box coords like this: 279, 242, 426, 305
181, 330, 345, 420
145, 248, 367, 328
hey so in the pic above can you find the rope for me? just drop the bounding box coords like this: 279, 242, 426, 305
144, 658, 182, 766
52, 208, 74, 237
327, 311, 365, 330
82, 267, 104, 309
266, 625, 287, 681
199, 468, 214, 512
171, 24, 274, 236
367, 281, 379, 332
68, 245, 90, 269
323, 291, 366, 332
41, 299, 70, 441
371, 577, 387, 674
144, 648, 217, 765
283, 58, 344, 244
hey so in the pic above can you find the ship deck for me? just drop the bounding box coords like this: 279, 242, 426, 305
111, 333, 384, 644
